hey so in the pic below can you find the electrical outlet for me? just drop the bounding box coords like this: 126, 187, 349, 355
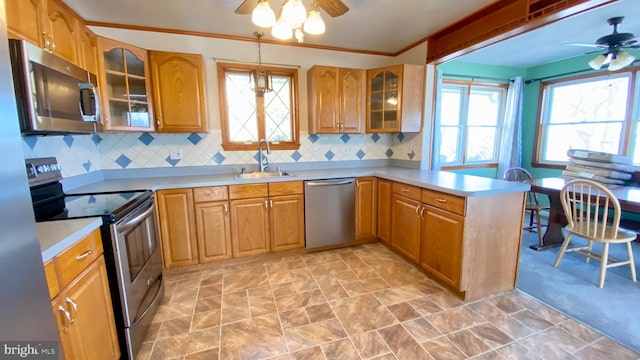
170, 147, 183, 160
341, 146, 349, 155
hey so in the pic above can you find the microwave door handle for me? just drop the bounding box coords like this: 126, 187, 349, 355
118, 202, 154, 233
78, 83, 99, 122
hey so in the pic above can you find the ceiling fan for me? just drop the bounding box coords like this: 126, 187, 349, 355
566, 16, 639, 71
235, 0, 349, 18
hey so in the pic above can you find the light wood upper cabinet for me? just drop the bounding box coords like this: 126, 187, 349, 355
98, 37, 154, 131
156, 189, 199, 268
308, 65, 364, 134
194, 187, 232, 263
356, 177, 377, 241
77, 23, 98, 74
377, 178, 392, 244
44, 0, 78, 64
6, 0, 45, 45
366, 64, 425, 133
54, 256, 120, 360
149, 51, 208, 133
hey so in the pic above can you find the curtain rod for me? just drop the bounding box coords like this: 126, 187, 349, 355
212, 57, 301, 69
524, 59, 640, 84
442, 73, 512, 83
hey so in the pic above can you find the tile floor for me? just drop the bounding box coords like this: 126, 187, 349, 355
137, 243, 640, 360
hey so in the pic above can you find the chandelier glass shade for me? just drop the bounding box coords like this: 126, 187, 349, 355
251, 32, 273, 93
588, 51, 636, 71
251, 0, 326, 43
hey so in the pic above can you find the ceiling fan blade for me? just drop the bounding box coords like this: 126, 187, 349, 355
563, 42, 608, 48
317, 0, 349, 17
621, 37, 640, 48
235, 0, 258, 14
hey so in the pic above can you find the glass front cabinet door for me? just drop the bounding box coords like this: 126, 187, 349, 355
98, 37, 154, 131
366, 64, 425, 133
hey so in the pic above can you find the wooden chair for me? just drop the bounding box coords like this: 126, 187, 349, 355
503, 167, 549, 248
554, 179, 637, 288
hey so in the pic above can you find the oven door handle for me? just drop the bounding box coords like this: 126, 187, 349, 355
118, 200, 154, 233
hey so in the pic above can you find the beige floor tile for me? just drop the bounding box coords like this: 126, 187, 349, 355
275, 289, 326, 312
467, 300, 508, 322
284, 318, 347, 352
289, 346, 326, 360
194, 294, 222, 314
197, 283, 222, 299
495, 342, 543, 360
386, 302, 421, 322
488, 315, 537, 340
428, 291, 464, 309
468, 323, 514, 348
220, 290, 250, 324
408, 297, 444, 316
280, 307, 311, 329
558, 319, 602, 344
157, 315, 191, 339
331, 294, 397, 335
223, 267, 269, 293
350, 331, 392, 359
306, 303, 335, 323
447, 329, 492, 357
220, 314, 287, 359
574, 337, 639, 360
322, 338, 360, 359
191, 309, 221, 331
427, 306, 484, 334
143, 322, 160, 343
374, 284, 430, 306
342, 276, 390, 296
489, 295, 525, 314
510, 309, 554, 332
184, 348, 219, 360
378, 324, 432, 360
422, 336, 467, 360
402, 318, 441, 343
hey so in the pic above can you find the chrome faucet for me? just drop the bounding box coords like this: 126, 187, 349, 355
258, 139, 271, 172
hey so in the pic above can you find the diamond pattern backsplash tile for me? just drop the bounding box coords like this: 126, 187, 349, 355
22, 129, 415, 178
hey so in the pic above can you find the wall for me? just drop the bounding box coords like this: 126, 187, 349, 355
433, 60, 527, 178
22, 30, 431, 178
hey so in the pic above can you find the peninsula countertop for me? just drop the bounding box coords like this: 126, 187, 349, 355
66, 166, 530, 197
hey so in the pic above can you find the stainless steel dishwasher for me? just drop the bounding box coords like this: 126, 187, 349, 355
304, 178, 356, 249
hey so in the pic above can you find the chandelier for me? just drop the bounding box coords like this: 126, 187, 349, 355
251, 0, 325, 43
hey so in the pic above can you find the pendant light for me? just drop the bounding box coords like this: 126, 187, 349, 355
251, 32, 273, 93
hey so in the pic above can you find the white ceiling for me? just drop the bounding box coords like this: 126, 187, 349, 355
61, 0, 496, 54
60, 0, 640, 67
458, 0, 640, 68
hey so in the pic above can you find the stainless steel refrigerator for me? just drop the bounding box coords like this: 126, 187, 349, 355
0, 0, 59, 350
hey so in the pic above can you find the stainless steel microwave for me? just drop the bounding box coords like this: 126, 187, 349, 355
9, 39, 102, 135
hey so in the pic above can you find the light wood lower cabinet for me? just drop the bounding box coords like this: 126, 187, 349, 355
46, 229, 120, 360
195, 201, 231, 263
390, 193, 421, 262
389, 181, 525, 300
420, 205, 464, 288
230, 197, 271, 257
356, 177, 377, 241
156, 189, 198, 268
377, 178, 392, 244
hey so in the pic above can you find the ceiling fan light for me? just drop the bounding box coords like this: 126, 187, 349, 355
251, 0, 276, 28
282, 0, 307, 27
271, 17, 292, 40
303, 9, 325, 35
588, 54, 607, 70
609, 51, 636, 71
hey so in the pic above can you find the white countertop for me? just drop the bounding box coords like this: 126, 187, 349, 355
68, 166, 530, 197
37, 217, 103, 262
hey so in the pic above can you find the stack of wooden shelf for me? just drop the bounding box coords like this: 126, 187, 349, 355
562, 149, 636, 185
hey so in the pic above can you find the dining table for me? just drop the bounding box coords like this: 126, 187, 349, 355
528, 177, 640, 250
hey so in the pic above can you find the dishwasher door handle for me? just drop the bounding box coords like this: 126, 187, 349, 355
305, 179, 355, 187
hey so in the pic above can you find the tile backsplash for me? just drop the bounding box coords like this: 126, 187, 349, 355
22, 130, 423, 178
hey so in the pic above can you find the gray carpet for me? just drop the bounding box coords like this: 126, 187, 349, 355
516, 230, 640, 354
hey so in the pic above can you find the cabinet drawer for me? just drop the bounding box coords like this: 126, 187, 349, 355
229, 184, 268, 200
269, 181, 303, 196
422, 189, 465, 215
392, 182, 421, 201
44, 260, 59, 300
57, 229, 103, 288
194, 186, 228, 202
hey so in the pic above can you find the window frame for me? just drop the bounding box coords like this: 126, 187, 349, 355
532, 66, 639, 169
439, 80, 508, 168
217, 62, 300, 151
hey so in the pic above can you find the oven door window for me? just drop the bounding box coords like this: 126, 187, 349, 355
119, 201, 158, 281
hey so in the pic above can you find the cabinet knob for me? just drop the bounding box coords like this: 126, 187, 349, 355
58, 305, 72, 333
65, 297, 78, 323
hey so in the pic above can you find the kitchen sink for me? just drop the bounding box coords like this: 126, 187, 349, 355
235, 171, 294, 179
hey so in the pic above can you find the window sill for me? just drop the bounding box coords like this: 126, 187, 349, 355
441, 163, 498, 170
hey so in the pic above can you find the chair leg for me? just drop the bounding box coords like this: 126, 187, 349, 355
585, 240, 593, 264
554, 234, 573, 268
529, 210, 534, 229
627, 241, 637, 283
534, 210, 543, 247
598, 243, 610, 288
